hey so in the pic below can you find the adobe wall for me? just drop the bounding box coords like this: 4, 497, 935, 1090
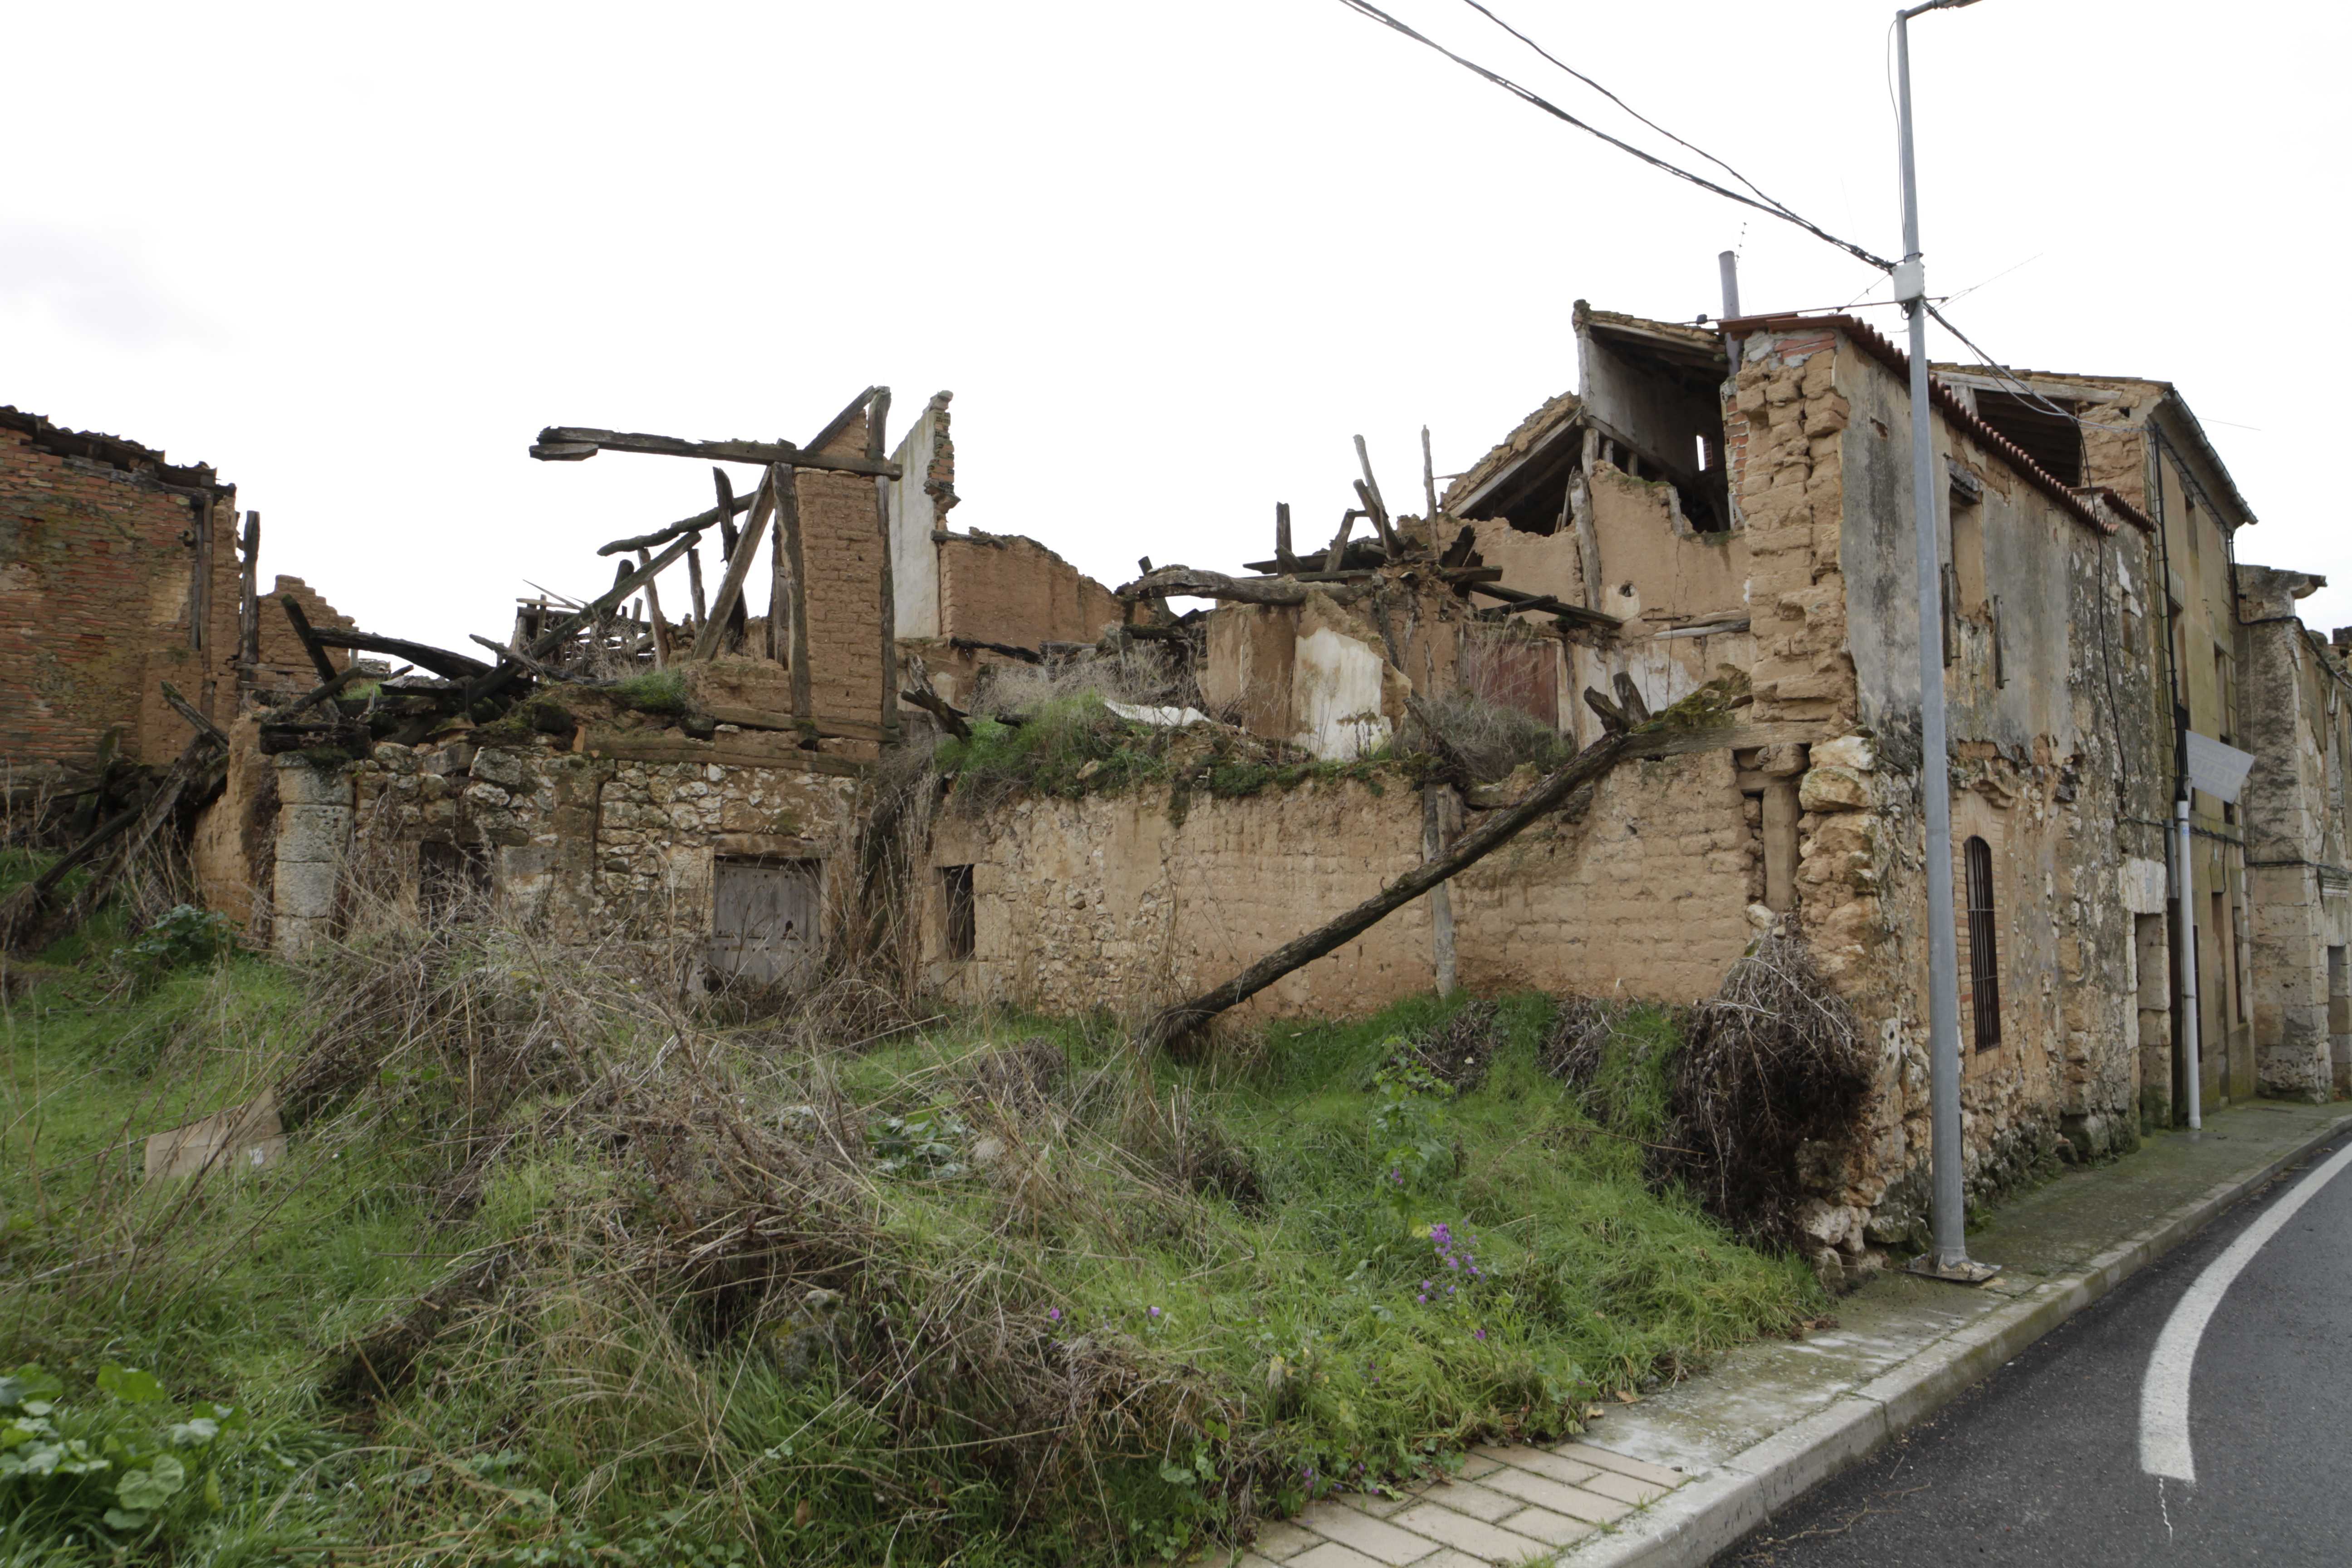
922, 749, 1758, 1023
255, 575, 355, 680
1, 410, 244, 766
1450, 749, 1759, 1002
926, 777, 1433, 1022
937, 531, 1122, 651
797, 414, 891, 740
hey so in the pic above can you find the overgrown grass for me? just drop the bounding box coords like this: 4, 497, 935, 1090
2, 926, 1819, 1566
610, 668, 689, 715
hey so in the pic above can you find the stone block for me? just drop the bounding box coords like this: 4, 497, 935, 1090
274, 758, 349, 807
472, 747, 529, 789
1799, 766, 1870, 813
1810, 734, 1875, 772
273, 859, 341, 921
144, 1092, 283, 1179
276, 804, 351, 864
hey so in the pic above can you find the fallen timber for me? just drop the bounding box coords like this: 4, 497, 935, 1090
1138, 683, 1754, 1054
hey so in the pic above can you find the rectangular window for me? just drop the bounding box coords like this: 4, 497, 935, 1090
942, 865, 976, 961
1964, 836, 2002, 1049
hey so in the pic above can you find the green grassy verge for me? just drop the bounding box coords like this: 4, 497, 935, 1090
1, 929, 1818, 1567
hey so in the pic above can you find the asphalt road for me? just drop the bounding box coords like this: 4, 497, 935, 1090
1720, 1128, 2352, 1567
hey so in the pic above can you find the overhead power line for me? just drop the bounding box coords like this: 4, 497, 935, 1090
1453, 0, 1805, 230
1333, 0, 1896, 272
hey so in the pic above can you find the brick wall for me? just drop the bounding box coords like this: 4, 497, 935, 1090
0, 410, 245, 766
796, 414, 888, 736
256, 575, 355, 677
937, 532, 1122, 650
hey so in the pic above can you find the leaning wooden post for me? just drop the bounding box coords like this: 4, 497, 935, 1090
776, 468, 811, 720
870, 388, 898, 744
237, 511, 261, 667
690, 466, 780, 662
637, 549, 671, 667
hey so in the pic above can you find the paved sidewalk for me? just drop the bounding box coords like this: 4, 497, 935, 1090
1220, 1098, 2352, 1568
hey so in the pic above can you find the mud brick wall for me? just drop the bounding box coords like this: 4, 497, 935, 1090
937, 532, 1122, 650
0, 414, 244, 765
795, 411, 889, 737
1451, 750, 1759, 1003
926, 777, 1435, 1022
256, 575, 355, 676
926, 753, 1760, 1025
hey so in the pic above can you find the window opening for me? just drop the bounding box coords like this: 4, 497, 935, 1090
1973, 389, 2082, 485
942, 865, 976, 961
420, 840, 490, 923
1964, 836, 2001, 1049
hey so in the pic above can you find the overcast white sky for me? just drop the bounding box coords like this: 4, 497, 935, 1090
7, 1, 2346, 652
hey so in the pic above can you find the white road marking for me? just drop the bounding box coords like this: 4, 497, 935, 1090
2139, 1139, 2352, 1484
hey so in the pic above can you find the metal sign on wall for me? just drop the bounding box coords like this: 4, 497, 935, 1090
2185, 730, 2256, 804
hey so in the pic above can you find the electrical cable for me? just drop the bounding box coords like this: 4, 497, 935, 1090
1453, 0, 1805, 228
1332, 0, 1896, 272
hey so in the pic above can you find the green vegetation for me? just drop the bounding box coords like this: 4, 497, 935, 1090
610, 668, 690, 715
2, 921, 1819, 1566
938, 692, 1402, 816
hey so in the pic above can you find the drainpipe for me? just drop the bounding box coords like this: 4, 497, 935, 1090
2179, 797, 2201, 1129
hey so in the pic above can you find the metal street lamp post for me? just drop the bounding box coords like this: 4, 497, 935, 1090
1893, 0, 1999, 1284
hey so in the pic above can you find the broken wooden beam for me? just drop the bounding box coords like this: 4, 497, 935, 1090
805, 384, 882, 456
900, 686, 972, 741
530, 426, 900, 480
595, 490, 756, 558
948, 636, 1043, 665
278, 595, 340, 683
1142, 721, 1640, 1052
639, 549, 672, 667
309, 630, 492, 683
237, 510, 261, 666
158, 681, 228, 749
1114, 566, 1371, 608
1323, 510, 1359, 573
1421, 426, 1439, 525
264, 662, 411, 725
1612, 672, 1651, 725
691, 464, 781, 661
1353, 435, 1400, 553
1138, 685, 1757, 1052
467, 635, 595, 685
464, 530, 701, 709
1275, 501, 1298, 572
1465, 580, 1623, 631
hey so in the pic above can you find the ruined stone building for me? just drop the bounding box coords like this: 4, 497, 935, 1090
15, 304, 2350, 1263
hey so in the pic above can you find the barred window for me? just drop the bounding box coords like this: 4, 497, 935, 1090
1964, 836, 2001, 1049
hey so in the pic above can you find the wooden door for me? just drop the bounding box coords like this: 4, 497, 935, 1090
709, 858, 821, 985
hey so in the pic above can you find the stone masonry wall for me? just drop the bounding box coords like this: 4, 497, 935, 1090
1, 413, 244, 765
345, 740, 863, 949
1774, 324, 2175, 1256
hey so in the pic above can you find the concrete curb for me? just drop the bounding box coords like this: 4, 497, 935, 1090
1564, 1110, 2352, 1568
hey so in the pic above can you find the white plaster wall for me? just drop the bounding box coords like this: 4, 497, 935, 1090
887, 406, 942, 639
1290, 625, 1391, 760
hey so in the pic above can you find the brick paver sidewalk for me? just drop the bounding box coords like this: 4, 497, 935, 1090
1231, 1441, 1684, 1568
